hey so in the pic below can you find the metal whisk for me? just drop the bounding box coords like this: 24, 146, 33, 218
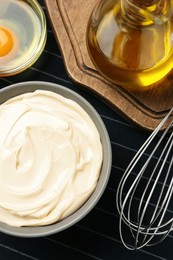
116, 108, 173, 250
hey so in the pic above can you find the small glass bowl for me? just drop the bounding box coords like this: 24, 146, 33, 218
0, 0, 47, 77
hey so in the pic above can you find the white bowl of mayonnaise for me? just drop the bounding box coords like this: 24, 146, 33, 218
0, 81, 112, 237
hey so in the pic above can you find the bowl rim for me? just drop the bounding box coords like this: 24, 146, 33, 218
0, 81, 112, 237
0, 0, 47, 77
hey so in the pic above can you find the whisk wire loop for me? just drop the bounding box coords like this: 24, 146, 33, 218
116, 108, 173, 250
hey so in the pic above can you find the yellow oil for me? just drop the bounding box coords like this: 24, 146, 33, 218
87, 0, 173, 91
0, 0, 46, 74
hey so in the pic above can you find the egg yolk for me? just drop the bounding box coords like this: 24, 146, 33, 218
0, 27, 13, 57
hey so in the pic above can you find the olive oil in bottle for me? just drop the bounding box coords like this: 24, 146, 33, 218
87, 0, 173, 90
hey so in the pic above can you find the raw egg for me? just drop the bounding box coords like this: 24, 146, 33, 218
0, 26, 19, 62
0, 0, 46, 76
0, 27, 13, 56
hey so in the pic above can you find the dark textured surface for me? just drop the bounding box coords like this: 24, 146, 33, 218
0, 1, 172, 259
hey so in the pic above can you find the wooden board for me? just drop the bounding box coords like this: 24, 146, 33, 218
44, 0, 173, 131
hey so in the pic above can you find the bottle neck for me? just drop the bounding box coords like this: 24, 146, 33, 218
120, 0, 171, 27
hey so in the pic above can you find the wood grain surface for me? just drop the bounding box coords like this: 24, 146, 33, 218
45, 0, 173, 131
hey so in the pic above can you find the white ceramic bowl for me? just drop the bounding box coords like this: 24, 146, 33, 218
0, 81, 112, 237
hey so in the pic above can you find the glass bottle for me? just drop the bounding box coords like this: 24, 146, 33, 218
87, 0, 173, 91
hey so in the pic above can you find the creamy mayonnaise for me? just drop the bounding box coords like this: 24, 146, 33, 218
0, 90, 103, 227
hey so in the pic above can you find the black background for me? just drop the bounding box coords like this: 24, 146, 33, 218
0, 1, 171, 259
